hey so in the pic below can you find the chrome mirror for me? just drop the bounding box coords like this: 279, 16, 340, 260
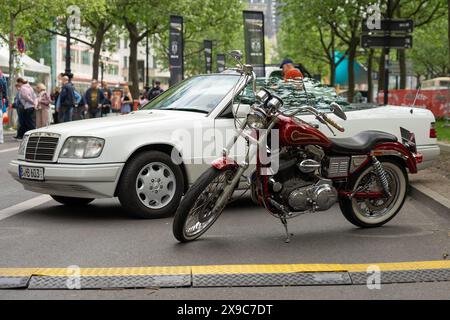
229, 50, 243, 62
330, 102, 347, 120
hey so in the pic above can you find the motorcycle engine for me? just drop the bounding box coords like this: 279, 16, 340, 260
271, 147, 338, 213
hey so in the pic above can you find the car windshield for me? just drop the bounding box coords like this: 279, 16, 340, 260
141, 75, 241, 114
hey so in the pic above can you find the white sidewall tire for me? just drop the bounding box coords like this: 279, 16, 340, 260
351, 161, 407, 226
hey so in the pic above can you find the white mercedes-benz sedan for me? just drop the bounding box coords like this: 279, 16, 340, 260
9, 74, 439, 219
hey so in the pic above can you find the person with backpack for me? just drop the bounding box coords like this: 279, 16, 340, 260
58, 75, 75, 122
16, 77, 36, 135
72, 90, 85, 121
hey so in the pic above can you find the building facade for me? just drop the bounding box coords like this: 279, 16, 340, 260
52, 34, 169, 93
247, 0, 281, 40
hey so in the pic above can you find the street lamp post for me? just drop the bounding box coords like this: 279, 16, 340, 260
65, 25, 73, 80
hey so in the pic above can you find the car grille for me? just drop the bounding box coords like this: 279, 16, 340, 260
25, 134, 60, 162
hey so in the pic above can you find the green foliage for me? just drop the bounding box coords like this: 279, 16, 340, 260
153, 0, 245, 76
409, 13, 448, 78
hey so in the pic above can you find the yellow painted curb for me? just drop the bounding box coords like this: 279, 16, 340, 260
1, 260, 449, 277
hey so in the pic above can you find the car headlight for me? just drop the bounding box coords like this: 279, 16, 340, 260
59, 137, 105, 159
247, 109, 268, 130
18, 135, 29, 155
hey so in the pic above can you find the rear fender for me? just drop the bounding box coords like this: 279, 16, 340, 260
211, 157, 239, 171
372, 142, 419, 174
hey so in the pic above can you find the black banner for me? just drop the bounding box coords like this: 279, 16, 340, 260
169, 15, 184, 86
204, 40, 213, 74
217, 54, 226, 73
243, 11, 265, 77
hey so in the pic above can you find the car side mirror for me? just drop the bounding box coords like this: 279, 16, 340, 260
330, 102, 347, 120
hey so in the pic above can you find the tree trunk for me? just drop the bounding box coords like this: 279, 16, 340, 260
92, 27, 105, 81
8, 13, 15, 127
126, 23, 141, 99
346, 41, 357, 103
329, 30, 336, 87
367, 49, 374, 103
8, 13, 14, 104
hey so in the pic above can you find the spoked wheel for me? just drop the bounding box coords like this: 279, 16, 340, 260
339, 159, 408, 228
173, 167, 235, 242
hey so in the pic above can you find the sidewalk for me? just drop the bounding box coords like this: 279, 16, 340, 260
2, 127, 17, 137
409, 143, 450, 214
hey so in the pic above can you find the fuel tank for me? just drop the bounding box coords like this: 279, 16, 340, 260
277, 115, 332, 147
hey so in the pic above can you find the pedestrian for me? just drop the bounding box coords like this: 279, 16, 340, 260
280, 59, 304, 81
147, 81, 164, 100
0, 68, 8, 144
139, 91, 149, 107
101, 91, 112, 117
16, 78, 36, 135
51, 87, 60, 124
101, 80, 112, 98
121, 85, 133, 114
58, 75, 75, 122
72, 90, 85, 121
13, 83, 25, 140
35, 83, 51, 128
84, 80, 105, 119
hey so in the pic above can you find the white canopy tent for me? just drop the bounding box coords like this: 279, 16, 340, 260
0, 46, 51, 80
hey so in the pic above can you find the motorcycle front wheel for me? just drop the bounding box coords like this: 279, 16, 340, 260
173, 167, 235, 242
339, 158, 408, 228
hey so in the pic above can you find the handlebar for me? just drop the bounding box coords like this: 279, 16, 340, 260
277, 104, 345, 133
322, 113, 345, 132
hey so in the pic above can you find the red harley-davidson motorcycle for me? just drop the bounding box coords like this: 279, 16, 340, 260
173, 51, 423, 243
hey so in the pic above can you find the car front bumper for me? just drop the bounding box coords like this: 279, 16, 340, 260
8, 160, 125, 198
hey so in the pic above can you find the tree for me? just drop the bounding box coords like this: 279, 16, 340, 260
111, 0, 180, 98
278, 0, 372, 102
375, 0, 446, 91
278, 2, 348, 86
0, 0, 58, 103
410, 17, 449, 81
154, 0, 244, 76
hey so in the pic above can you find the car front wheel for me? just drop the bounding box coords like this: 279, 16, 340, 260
118, 151, 184, 219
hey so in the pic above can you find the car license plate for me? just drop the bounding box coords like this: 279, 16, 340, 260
19, 166, 45, 181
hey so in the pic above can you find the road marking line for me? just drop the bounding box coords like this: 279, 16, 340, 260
0, 147, 19, 154
0, 195, 52, 222
1, 260, 449, 277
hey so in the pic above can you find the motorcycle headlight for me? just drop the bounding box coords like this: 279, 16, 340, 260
59, 137, 105, 159
18, 135, 29, 155
247, 109, 268, 130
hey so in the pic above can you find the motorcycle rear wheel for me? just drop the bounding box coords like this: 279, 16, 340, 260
339, 158, 408, 228
173, 167, 235, 242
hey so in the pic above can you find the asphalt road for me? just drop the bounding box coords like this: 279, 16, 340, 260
0, 137, 449, 299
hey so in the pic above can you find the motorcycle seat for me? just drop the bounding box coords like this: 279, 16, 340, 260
329, 130, 398, 155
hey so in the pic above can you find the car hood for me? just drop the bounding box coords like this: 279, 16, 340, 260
31, 110, 208, 136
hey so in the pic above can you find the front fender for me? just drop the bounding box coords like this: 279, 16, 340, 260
372, 142, 419, 174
